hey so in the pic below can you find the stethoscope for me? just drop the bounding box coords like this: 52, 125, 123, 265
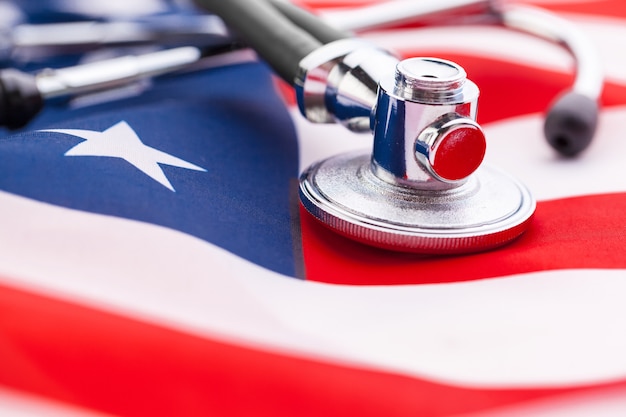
0, 0, 603, 254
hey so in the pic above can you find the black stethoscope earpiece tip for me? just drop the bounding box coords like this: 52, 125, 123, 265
0, 69, 43, 130
544, 91, 599, 157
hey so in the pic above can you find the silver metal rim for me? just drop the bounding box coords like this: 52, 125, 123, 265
299, 151, 536, 254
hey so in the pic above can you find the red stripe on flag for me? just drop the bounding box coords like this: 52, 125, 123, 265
0, 282, 622, 417
301, 193, 626, 285
527, 0, 626, 19
299, 1, 626, 20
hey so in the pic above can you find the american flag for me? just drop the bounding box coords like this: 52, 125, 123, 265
1, 0, 626, 416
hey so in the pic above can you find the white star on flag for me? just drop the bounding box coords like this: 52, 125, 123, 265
42, 120, 206, 192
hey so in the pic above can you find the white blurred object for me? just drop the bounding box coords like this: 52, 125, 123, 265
55, 0, 169, 18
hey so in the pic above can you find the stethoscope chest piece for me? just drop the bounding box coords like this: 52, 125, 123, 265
299, 56, 536, 254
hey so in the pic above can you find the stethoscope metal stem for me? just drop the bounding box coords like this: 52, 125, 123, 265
0, 43, 243, 129
35, 46, 202, 99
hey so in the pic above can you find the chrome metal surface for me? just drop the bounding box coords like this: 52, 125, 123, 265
300, 151, 535, 254
372, 57, 482, 188
295, 38, 398, 131
394, 58, 467, 100
35, 46, 202, 99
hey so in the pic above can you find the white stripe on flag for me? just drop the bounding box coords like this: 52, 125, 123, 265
0, 190, 625, 388
0, 386, 117, 417
454, 385, 626, 417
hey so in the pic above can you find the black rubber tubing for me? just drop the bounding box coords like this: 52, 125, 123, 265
267, 0, 350, 45
193, 0, 322, 83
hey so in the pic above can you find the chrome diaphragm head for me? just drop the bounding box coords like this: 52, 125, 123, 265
297, 44, 535, 254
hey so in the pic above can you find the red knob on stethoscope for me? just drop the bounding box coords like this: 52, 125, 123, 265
429, 120, 486, 181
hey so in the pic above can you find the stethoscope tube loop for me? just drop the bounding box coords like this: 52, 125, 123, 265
497, 5, 602, 100
497, 5, 602, 156
319, 1, 603, 156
